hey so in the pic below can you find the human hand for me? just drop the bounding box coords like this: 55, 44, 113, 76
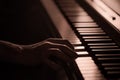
0, 38, 77, 71
22, 38, 77, 70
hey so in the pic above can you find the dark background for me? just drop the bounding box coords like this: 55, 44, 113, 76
0, 0, 60, 80
0, 0, 56, 45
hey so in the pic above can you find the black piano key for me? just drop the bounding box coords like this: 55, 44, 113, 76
92, 48, 120, 52
83, 36, 110, 39
95, 54, 120, 59
102, 63, 120, 67
88, 43, 116, 46
97, 57, 120, 63
90, 45, 119, 49
91, 50, 120, 55
84, 39, 113, 43
96, 53, 120, 56
102, 63, 120, 76
106, 71, 120, 77
107, 71, 120, 76
104, 67, 120, 73
104, 67, 120, 71
92, 51, 120, 54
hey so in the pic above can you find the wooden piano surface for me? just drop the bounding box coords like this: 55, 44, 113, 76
41, 0, 120, 80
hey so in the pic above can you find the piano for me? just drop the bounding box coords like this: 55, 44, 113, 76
41, 0, 120, 80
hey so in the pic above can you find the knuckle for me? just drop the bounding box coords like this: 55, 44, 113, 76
46, 38, 54, 41
62, 44, 68, 48
37, 41, 52, 49
43, 41, 52, 45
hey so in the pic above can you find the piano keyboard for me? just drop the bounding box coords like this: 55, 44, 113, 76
41, 0, 120, 80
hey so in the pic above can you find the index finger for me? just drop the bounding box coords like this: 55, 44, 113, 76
47, 42, 77, 59
46, 38, 74, 50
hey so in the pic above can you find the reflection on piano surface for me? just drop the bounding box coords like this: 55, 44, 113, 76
41, 0, 120, 80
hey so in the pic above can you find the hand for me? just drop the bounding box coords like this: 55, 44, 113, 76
0, 38, 77, 71
22, 38, 77, 70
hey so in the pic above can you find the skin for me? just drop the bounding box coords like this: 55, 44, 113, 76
0, 38, 77, 71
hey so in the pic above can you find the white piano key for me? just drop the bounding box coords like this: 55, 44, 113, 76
74, 46, 85, 50
76, 57, 106, 80
80, 32, 106, 36
76, 51, 89, 56
73, 22, 98, 28
68, 16, 94, 22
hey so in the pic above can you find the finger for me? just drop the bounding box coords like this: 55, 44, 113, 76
34, 41, 78, 59
49, 43, 77, 59
48, 48, 72, 63
46, 38, 74, 50
43, 59, 62, 71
